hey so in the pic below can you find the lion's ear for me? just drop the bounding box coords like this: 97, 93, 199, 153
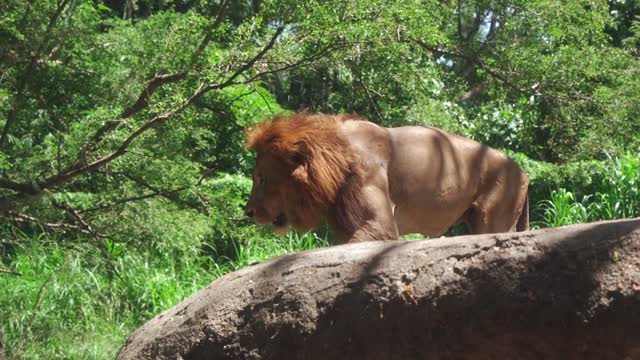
292, 163, 309, 184
291, 141, 310, 183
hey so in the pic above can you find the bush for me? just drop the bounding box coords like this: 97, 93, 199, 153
532, 153, 640, 227
539, 189, 595, 227
507, 151, 606, 223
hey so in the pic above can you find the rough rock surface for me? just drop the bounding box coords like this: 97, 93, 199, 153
118, 218, 640, 359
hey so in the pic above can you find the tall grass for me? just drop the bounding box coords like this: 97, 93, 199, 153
0, 237, 214, 359
539, 189, 595, 227
539, 153, 640, 227
593, 155, 640, 220
0, 229, 328, 359
225, 231, 329, 270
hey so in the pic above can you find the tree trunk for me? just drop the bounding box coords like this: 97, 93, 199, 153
118, 218, 640, 360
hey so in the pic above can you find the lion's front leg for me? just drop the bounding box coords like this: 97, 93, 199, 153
330, 178, 399, 243
348, 219, 398, 243
349, 184, 399, 242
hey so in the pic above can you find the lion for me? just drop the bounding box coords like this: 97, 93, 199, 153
244, 113, 529, 243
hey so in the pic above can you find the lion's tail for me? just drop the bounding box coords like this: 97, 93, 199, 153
516, 191, 529, 232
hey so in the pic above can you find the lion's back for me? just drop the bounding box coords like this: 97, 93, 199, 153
385, 125, 520, 235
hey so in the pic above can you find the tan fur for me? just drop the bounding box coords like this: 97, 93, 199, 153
245, 113, 529, 243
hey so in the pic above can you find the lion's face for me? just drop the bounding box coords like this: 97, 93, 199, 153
245, 115, 351, 235
245, 152, 297, 234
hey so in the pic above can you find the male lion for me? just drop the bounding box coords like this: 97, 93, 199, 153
245, 113, 529, 243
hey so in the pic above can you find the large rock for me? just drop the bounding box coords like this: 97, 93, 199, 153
118, 219, 640, 359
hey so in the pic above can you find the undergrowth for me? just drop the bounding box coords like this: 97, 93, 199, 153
0, 230, 326, 359
538, 153, 640, 227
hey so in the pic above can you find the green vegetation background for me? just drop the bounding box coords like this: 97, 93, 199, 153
0, 0, 638, 358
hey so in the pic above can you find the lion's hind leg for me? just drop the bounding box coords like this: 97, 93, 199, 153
468, 167, 529, 234
467, 192, 523, 234
467, 204, 507, 234
516, 192, 529, 231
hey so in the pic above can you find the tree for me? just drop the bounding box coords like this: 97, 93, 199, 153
0, 0, 388, 247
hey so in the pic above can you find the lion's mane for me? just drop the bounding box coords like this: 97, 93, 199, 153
246, 113, 369, 235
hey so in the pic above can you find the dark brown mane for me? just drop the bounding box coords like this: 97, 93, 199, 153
246, 113, 369, 239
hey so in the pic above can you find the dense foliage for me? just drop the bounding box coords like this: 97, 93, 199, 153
1, 0, 638, 357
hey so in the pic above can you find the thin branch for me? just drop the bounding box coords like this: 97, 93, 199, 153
194, 87, 258, 127
15, 272, 51, 350
78, 186, 189, 213
407, 37, 541, 97
0, 179, 39, 194
233, 40, 345, 85
0, 268, 21, 276
208, 26, 285, 90
45, 26, 284, 186
457, 0, 465, 41
54, 202, 113, 270
30, 273, 52, 322
2, 210, 90, 234
95, 169, 200, 208
484, 13, 499, 45
350, 64, 384, 121
404, 35, 595, 102
54, 201, 124, 284
188, 0, 229, 68
44, 82, 208, 187
465, 7, 484, 42
220, 88, 259, 110
74, 72, 188, 163
251, 83, 275, 114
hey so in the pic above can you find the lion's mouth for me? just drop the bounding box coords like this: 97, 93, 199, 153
272, 213, 287, 228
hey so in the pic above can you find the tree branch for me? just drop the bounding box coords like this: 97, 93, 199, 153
0, 268, 21, 276
456, 0, 465, 41
465, 7, 484, 42
232, 40, 346, 86
74, 0, 230, 165
208, 26, 285, 90
483, 13, 499, 46
53, 25, 284, 182
102, 169, 208, 209
188, 0, 229, 68
2, 26, 285, 201
0, 179, 39, 194
401, 29, 595, 103
54, 202, 113, 267
350, 64, 384, 121
78, 186, 190, 214
2, 210, 90, 235
407, 37, 541, 97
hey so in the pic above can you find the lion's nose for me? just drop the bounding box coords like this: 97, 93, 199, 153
245, 208, 255, 218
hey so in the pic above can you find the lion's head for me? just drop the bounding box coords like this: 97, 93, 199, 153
244, 113, 355, 234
